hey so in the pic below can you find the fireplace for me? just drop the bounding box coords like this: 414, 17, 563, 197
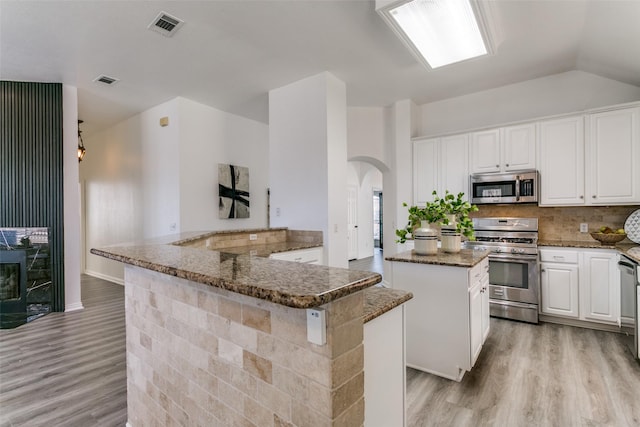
0, 228, 52, 328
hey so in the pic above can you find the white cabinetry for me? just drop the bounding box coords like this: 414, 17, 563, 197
470, 124, 536, 173
413, 134, 469, 205
539, 106, 640, 207
364, 303, 406, 427
540, 249, 580, 318
538, 116, 585, 206
539, 247, 619, 325
580, 250, 619, 323
268, 247, 323, 265
388, 256, 489, 381
587, 107, 640, 205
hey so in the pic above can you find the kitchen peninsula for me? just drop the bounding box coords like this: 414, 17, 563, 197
386, 248, 490, 382
91, 228, 412, 427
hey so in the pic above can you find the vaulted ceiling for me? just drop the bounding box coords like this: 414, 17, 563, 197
2, 1, 639, 135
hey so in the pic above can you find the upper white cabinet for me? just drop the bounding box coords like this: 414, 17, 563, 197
470, 129, 501, 173
539, 106, 640, 207
470, 124, 536, 173
538, 116, 585, 206
587, 107, 640, 205
414, 134, 469, 205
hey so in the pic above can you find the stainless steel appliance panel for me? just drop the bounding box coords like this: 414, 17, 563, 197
619, 255, 638, 359
470, 170, 538, 204
489, 299, 539, 324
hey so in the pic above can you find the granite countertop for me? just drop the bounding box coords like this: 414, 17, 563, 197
90, 243, 381, 309
217, 241, 322, 257
385, 248, 490, 268
539, 240, 640, 263
171, 227, 288, 246
362, 287, 413, 324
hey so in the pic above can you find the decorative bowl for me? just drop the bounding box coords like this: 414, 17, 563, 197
590, 232, 627, 244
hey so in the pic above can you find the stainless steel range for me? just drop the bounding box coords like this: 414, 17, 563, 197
466, 217, 539, 324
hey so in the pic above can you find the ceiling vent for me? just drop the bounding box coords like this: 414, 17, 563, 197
148, 11, 184, 37
93, 75, 119, 85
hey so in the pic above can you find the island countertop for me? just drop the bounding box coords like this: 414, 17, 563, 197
91, 241, 381, 309
385, 248, 490, 268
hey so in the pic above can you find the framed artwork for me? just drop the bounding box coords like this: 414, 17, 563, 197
218, 163, 250, 219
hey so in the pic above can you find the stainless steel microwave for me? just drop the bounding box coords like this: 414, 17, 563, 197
470, 170, 539, 204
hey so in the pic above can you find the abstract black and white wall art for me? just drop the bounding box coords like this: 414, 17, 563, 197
218, 163, 250, 219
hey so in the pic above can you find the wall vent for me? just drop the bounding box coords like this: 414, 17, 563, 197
148, 11, 184, 37
93, 75, 119, 85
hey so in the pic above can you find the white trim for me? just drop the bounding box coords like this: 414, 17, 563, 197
64, 302, 84, 312
84, 269, 125, 286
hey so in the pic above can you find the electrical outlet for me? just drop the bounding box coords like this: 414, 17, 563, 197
580, 223, 588, 233
249, 234, 257, 241
306, 308, 326, 345
276, 207, 281, 217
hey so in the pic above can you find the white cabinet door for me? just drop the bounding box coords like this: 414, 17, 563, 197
587, 107, 640, 205
580, 251, 619, 323
538, 116, 585, 206
470, 129, 501, 173
480, 261, 490, 341
440, 134, 470, 199
502, 123, 536, 171
413, 138, 439, 205
540, 262, 579, 318
469, 280, 483, 368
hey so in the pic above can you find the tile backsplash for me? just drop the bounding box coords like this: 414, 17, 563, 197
471, 205, 639, 242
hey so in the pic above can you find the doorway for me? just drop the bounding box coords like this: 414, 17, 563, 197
373, 190, 383, 249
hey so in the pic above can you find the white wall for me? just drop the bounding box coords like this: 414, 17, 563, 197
177, 98, 269, 231
347, 107, 387, 165
419, 70, 640, 136
81, 97, 269, 283
63, 84, 83, 311
269, 72, 348, 267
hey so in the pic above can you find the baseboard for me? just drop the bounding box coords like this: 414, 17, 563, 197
539, 314, 623, 333
84, 269, 125, 286
64, 302, 85, 312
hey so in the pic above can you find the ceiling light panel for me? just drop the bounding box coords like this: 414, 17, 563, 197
377, 0, 492, 69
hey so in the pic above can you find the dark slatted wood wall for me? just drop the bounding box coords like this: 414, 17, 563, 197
0, 81, 65, 311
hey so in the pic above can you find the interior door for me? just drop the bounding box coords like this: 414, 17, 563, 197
347, 186, 358, 261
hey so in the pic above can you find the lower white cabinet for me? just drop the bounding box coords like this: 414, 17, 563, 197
539, 247, 619, 324
388, 256, 489, 381
268, 247, 323, 265
541, 261, 579, 318
580, 251, 619, 323
364, 303, 406, 427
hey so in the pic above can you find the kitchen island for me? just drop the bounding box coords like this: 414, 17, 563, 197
386, 248, 490, 382
91, 229, 411, 427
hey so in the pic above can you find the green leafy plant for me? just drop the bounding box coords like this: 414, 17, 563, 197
395, 190, 478, 243
433, 190, 479, 239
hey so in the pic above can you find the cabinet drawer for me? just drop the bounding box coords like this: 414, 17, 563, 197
269, 247, 323, 265
539, 249, 578, 264
469, 258, 489, 287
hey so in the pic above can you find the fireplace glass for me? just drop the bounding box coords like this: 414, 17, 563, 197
0, 228, 51, 328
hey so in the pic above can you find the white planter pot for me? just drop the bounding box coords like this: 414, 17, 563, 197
414, 221, 438, 255
441, 232, 461, 253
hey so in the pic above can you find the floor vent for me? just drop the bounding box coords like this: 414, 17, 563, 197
148, 11, 184, 37
93, 75, 119, 85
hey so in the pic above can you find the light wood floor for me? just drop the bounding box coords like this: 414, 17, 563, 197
2, 275, 640, 426
0, 275, 127, 427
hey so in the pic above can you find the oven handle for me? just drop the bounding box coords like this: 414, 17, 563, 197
488, 253, 538, 262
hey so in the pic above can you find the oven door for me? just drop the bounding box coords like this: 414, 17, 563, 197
488, 253, 539, 305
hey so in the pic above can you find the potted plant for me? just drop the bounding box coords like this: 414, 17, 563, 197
432, 190, 478, 239
396, 190, 478, 253
395, 200, 445, 244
